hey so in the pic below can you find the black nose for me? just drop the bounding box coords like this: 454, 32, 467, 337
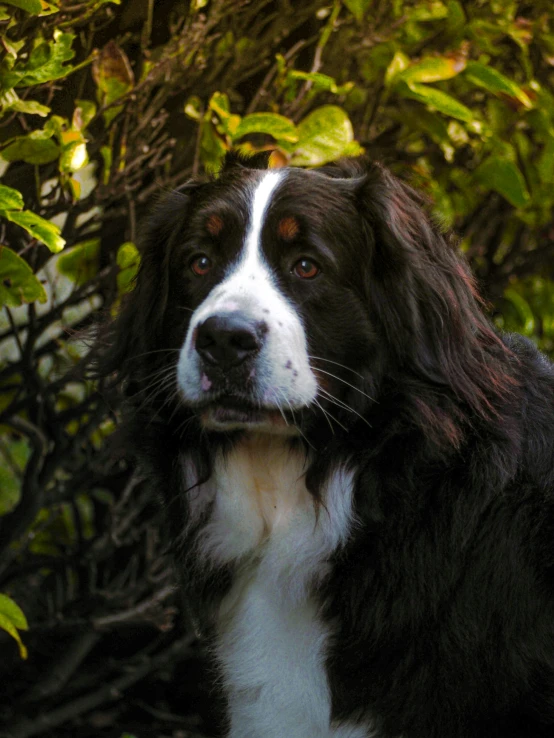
195, 314, 267, 368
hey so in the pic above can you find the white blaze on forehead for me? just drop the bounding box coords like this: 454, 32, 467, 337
244, 170, 283, 263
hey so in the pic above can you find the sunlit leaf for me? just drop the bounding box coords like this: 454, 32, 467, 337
384, 51, 410, 86
184, 95, 203, 121
60, 141, 88, 173
474, 155, 530, 208
116, 241, 140, 295
233, 113, 298, 143
2, 210, 65, 252
2, 0, 42, 13
72, 100, 96, 130
0, 594, 28, 659
0, 185, 24, 211
397, 55, 466, 84
200, 121, 228, 173
0, 90, 50, 117
291, 106, 359, 166
57, 239, 100, 286
0, 594, 28, 630
1, 30, 76, 89
0, 244, 47, 307
208, 91, 231, 118
287, 70, 354, 95
1, 134, 60, 165
465, 61, 533, 109
397, 80, 474, 122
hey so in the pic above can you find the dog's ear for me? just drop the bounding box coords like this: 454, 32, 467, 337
355, 161, 513, 433
92, 180, 203, 384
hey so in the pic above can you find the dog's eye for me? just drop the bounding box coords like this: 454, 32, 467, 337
190, 255, 213, 276
292, 258, 320, 280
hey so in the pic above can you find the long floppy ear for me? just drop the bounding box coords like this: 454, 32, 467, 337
92, 181, 203, 385
356, 161, 515, 436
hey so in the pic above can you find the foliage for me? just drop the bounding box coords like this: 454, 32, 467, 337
0, 593, 28, 659
0, 0, 553, 735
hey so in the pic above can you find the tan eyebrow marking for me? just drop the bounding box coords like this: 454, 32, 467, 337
206, 213, 224, 236
277, 216, 300, 241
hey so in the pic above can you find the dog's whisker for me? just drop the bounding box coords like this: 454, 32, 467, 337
312, 397, 338, 435
313, 368, 376, 402
308, 355, 365, 380
317, 388, 373, 429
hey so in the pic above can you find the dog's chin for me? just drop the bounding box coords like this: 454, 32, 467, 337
199, 397, 301, 436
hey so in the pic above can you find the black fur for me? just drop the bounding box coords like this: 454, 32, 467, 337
96, 155, 554, 737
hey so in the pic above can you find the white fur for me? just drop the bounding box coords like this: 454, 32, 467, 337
182, 438, 375, 737
176, 171, 317, 416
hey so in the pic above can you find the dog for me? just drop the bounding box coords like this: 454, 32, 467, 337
98, 153, 554, 738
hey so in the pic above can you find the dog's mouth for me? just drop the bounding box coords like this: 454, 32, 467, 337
199, 395, 297, 434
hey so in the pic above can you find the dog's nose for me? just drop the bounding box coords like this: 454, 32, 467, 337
195, 314, 267, 368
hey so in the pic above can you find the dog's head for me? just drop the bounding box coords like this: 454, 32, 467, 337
98, 155, 512, 447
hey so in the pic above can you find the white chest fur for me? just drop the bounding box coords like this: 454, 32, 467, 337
183, 436, 371, 738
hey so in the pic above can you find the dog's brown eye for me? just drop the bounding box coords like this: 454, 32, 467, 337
191, 255, 212, 276
293, 258, 320, 280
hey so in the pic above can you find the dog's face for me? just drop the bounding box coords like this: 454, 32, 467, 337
105, 156, 504, 447
172, 165, 376, 435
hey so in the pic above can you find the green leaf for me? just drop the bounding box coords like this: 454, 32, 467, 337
287, 70, 353, 95
116, 241, 140, 295
343, 0, 370, 21
208, 91, 231, 118
503, 287, 535, 334
100, 145, 112, 184
0, 245, 47, 307
200, 121, 228, 173
397, 80, 474, 122
384, 51, 410, 87
233, 113, 298, 143
184, 95, 202, 121
1, 30, 76, 89
92, 40, 134, 126
1, 135, 60, 165
0, 614, 27, 659
465, 61, 533, 109
0, 90, 50, 117
473, 155, 530, 208
0, 594, 28, 659
291, 105, 360, 166
537, 134, 554, 184
397, 55, 467, 84
0, 185, 24, 211
72, 100, 96, 130
0, 433, 28, 514
409, 1, 448, 21
2, 211, 65, 252
57, 239, 99, 286
0, 594, 28, 630
2, 0, 42, 12
59, 141, 88, 173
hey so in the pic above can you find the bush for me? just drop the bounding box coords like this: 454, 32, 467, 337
0, 1, 553, 735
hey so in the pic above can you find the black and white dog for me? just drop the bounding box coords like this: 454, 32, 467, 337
99, 154, 554, 738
